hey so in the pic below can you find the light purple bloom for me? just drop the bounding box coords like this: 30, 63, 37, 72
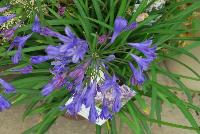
30, 56, 50, 64
128, 40, 156, 59
111, 17, 137, 43
46, 45, 60, 57
11, 65, 33, 74
83, 81, 97, 108
32, 15, 69, 41
8, 34, 32, 51
130, 54, 152, 71
124, 22, 137, 31
112, 97, 121, 112
100, 98, 112, 119
88, 104, 98, 123
0, 94, 11, 112
42, 75, 65, 96
12, 47, 22, 64
69, 61, 89, 84
0, 23, 20, 41
0, 14, 15, 25
111, 17, 128, 43
129, 62, 145, 85
0, 5, 10, 13
0, 78, 16, 94
105, 54, 115, 62
41, 83, 54, 96
32, 15, 40, 33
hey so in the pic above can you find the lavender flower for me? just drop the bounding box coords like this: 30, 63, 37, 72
0, 14, 15, 25
30, 56, 50, 64
69, 61, 90, 84
83, 81, 97, 108
0, 23, 20, 41
88, 104, 98, 123
10, 65, 33, 74
42, 75, 65, 96
111, 17, 137, 43
0, 78, 16, 94
0, 94, 11, 112
130, 54, 152, 71
111, 17, 128, 43
12, 47, 22, 64
128, 40, 157, 59
0, 5, 10, 13
41, 83, 55, 96
100, 98, 112, 119
129, 62, 145, 85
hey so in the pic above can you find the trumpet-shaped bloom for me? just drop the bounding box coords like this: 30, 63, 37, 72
129, 62, 145, 85
130, 54, 152, 71
128, 40, 156, 59
0, 78, 16, 94
11, 65, 33, 74
0, 14, 15, 25
111, 17, 137, 43
0, 95, 11, 112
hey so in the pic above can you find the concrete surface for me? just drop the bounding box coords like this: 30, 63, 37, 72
0, 46, 200, 134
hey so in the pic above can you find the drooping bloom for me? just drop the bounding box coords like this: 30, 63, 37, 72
100, 98, 112, 119
0, 78, 16, 94
12, 47, 22, 64
130, 54, 152, 71
0, 23, 20, 41
0, 14, 15, 25
0, 94, 11, 112
88, 104, 99, 123
129, 62, 145, 85
0, 5, 10, 13
111, 17, 128, 43
42, 75, 66, 96
111, 17, 137, 43
10, 65, 33, 74
128, 40, 156, 59
83, 81, 97, 108
30, 56, 50, 64
9, 34, 32, 64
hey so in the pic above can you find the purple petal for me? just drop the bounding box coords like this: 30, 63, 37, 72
30, 56, 50, 64
32, 15, 41, 33
0, 94, 11, 112
0, 14, 16, 25
65, 27, 75, 38
0, 5, 10, 13
0, 78, 16, 94
12, 48, 22, 64
41, 83, 55, 96
88, 104, 98, 123
111, 17, 128, 43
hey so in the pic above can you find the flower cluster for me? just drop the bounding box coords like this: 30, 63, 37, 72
0, 5, 157, 123
29, 15, 157, 122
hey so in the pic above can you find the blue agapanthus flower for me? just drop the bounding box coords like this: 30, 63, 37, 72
0, 78, 16, 111
0, 94, 11, 112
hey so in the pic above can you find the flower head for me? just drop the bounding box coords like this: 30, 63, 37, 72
0, 14, 16, 25
129, 62, 145, 85
0, 78, 16, 94
0, 94, 11, 112
130, 54, 152, 71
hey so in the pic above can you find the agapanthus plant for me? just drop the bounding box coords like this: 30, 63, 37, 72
1, 1, 200, 134
29, 15, 156, 122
